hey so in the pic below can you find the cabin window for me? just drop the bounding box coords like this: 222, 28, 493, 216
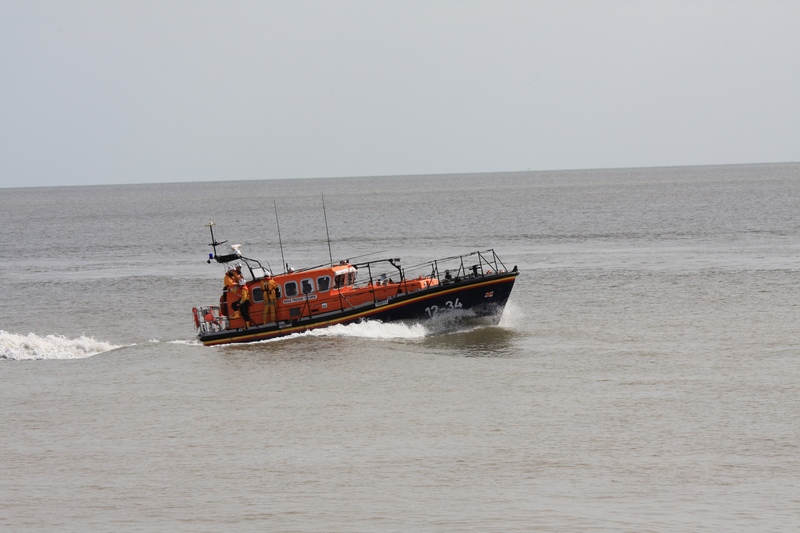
284, 281, 298, 297
347, 272, 355, 285
317, 276, 331, 292
334, 274, 345, 288
301, 279, 314, 294
252, 287, 264, 302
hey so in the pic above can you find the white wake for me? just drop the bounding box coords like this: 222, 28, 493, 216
497, 299, 524, 329
302, 320, 428, 340
0, 330, 121, 360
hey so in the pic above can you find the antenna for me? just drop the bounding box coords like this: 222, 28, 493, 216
274, 200, 287, 274
322, 193, 333, 265
206, 220, 225, 262
206, 221, 216, 250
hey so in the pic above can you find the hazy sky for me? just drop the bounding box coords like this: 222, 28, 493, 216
1, 0, 798, 188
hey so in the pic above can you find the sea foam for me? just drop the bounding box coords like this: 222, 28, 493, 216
497, 300, 524, 329
302, 320, 428, 340
0, 330, 120, 360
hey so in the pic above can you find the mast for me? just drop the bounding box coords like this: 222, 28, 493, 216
322, 193, 333, 265
274, 200, 287, 274
206, 221, 226, 263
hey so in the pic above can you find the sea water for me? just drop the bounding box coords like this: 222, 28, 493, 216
2, 163, 799, 531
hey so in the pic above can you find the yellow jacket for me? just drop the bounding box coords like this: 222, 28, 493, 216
261, 278, 279, 302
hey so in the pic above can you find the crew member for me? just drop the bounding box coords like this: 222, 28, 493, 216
238, 284, 253, 329
223, 269, 238, 291
261, 274, 279, 324
233, 264, 245, 284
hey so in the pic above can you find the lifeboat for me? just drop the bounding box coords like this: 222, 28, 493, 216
192, 224, 519, 346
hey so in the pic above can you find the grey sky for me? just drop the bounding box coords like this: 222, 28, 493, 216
1, 0, 798, 188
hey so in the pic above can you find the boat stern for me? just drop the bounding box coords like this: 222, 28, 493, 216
192, 305, 229, 338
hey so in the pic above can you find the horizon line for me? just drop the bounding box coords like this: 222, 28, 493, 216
1, 160, 797, 191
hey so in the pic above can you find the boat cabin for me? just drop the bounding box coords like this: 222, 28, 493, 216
216, 260, 441, 330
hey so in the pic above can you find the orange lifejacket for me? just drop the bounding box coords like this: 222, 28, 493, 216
239, 285, 250, 304
261, 278, 279, 302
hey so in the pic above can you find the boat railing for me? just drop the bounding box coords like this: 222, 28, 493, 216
401, 249, 511, 284
353, 249, 512, 291
194, 305, 229, 334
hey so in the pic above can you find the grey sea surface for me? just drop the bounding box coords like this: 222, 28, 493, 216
2, 163, 799, 531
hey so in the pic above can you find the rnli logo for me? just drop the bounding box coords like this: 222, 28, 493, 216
484, 291, 494, 298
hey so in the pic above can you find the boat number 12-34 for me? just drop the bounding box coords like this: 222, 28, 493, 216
424, 298, 463, 318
